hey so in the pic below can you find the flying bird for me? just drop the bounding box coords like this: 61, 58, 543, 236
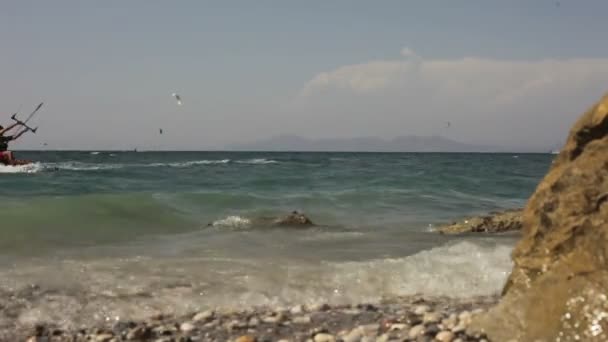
446, 121, 451, 128
172, 93, 182, 106
159, 128, 163, 135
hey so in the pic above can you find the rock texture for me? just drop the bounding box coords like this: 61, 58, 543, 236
437, 209, 523, 234
272, 211, 315, 227
470, 93, 608, 341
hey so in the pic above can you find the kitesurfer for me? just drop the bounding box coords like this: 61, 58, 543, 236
0, 122, 28, 165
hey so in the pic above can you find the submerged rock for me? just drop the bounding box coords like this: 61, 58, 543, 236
272, 211, 315, 227
208, 211, 315, 228
470, 92, 608, 341
437, 208, 522, 234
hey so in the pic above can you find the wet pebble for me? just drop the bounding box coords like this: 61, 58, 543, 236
422, 311, 441, 324
290, 305, 304, 315
313, 333, 336, 342
341, 327, 363, 342
95, 333, 115, 342
293, 315, 312, 325
180, 322, 195, 332
234, 335, 257, 342
261, 313, 284, 324
436, 330, 455, 341
408, 324, 425, 339
193, 310, 214, 322
414, 305, 430, 315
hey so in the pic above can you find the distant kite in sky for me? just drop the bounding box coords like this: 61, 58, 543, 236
172, 93, 182, 106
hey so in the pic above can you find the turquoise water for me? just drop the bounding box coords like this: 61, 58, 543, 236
0, 152, 552, 329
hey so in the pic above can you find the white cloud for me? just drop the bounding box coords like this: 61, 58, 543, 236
295, 51, 608, 149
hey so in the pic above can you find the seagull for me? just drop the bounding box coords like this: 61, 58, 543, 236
172, 93, 182, 106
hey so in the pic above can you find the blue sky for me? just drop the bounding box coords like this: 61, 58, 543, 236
1, 0, 608, 150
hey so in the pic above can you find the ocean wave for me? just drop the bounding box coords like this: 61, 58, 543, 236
209, 215, 252, 229
0, 163, 44, 174
44, 162, 123, 171
0, 240, 513, 330
33, 159, 281, 171
236, 158, 278, 164
147, 159, 231, 168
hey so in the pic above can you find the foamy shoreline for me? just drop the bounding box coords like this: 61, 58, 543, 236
15, 295, 497, 341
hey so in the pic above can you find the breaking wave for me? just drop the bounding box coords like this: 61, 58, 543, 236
5, 159, 281, 172
0, 163, 44, 174
0, 240, 513, 331
236, 158, 279, 164
208, 215, 253, 229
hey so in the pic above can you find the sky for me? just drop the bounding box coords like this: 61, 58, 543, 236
1, 0, 608, 151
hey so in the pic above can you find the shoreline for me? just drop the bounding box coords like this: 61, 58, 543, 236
17, 295, 497, 342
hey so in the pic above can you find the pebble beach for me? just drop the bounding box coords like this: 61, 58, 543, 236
20, 295, 497, 342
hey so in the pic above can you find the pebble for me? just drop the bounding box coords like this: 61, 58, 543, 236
310, 303, 331, 311
414, 305, 430, 315
290, 305, 304, 315
458, 311, 472, 325
342, 308, 362, 315
360, 323, 380, 335
234, 335, 257, 342
435, 331, 455, 341
313, 333, 336, 342
203, 320, 219, 329
425, 324, 440, 336
441, 314, 458, 330
95, 334, 115, 342
293, 315, 312, 324
262, 313, 284, 324
423, 311, 441, 324
452, 323, 467, 333
226, 319, 248, 330
341, 328, 363, 342
126, 326, 150, 340
375, 333, 389, 342
179, 322, 195, 332
193, 310, 214, 322
408, 324, 425, 339
388, 323, 408, 331
248, 317, 260, 327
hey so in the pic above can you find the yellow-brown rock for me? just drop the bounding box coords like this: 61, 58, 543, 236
437, 209, 522, 234
470, 92, 608, 341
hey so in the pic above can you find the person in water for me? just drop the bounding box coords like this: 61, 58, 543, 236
0, 121, 28, 165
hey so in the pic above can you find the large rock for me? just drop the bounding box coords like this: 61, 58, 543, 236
437, 209, 522, 234
470, 93, 608, 341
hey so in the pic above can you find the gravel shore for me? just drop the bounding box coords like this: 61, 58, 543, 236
16, 295, 497, 342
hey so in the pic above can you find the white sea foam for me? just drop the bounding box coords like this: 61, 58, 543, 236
45, 162, 123, 171
236, 158, 278, 164
0, 163, 43, 174
209, 215, 252, 229
1, 240, 513, 331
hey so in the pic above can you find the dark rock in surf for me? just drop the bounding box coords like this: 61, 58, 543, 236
207, 211, 315, 228
271, 211, 315, 227
436, 209, 522, 234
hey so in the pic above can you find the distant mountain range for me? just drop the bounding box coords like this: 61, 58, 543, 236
227, 135, 503, 152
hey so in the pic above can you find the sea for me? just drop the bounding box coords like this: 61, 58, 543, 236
0, 151, 553, 329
